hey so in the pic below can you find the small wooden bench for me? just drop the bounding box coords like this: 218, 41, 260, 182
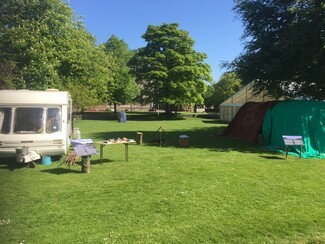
282, 135, 304, 159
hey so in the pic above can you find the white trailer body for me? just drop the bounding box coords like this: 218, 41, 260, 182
0, 90, 72, 157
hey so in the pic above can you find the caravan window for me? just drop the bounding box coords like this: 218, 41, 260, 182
0, 107, 12, 134
14, 108, 44, 134
46, 108, 61, 133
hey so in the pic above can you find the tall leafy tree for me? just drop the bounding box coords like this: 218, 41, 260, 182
128, 23, 212, 113
0, 0, 114, 110
103, 35, 139, 112
204, 72, 242, 108
0, 60, 17, 89
229, 0, 325, 100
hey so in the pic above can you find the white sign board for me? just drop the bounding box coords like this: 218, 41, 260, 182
282, 135, 304, 159
282, 135, 304, 146
71, 139, 98, 156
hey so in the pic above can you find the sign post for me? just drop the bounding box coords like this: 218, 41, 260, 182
71, 139, 98, 173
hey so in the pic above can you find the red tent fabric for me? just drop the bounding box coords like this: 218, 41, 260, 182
220, 101, 278, 143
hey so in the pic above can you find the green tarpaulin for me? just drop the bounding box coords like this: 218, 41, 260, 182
262, 100, 325, 158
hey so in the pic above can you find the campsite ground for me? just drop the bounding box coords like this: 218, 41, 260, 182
0, 114, 324, 243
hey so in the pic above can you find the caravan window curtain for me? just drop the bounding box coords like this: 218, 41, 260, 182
0, 107, 12, 134
14, 108, 44, 134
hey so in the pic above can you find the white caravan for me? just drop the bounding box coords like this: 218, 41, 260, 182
0, 90, 72, 158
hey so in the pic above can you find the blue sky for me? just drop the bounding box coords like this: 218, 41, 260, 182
68, 0, 244, 82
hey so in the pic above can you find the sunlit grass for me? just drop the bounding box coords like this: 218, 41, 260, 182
0, 117, 324, 243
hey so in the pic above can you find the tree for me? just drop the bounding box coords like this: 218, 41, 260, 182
0, 0, 115, 110
204, 72, 242, 109
103, 35, 139, 113
0, 60, 18, 89
128, 23, 212, 113
229, 0, 325, 100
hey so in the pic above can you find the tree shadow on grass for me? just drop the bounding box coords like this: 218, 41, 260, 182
201, 119, 227, 124
88, 125, 271, 155
127, 113, 186, 121
79, 111, 187, 121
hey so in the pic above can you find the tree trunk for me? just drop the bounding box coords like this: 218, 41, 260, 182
165, 103, 172, 115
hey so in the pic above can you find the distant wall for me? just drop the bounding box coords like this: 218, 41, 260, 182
86, 104, 151, 112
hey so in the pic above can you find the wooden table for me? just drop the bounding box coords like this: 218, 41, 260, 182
96, 140, 136, 163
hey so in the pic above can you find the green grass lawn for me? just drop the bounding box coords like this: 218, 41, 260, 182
0, 116, 324, 243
